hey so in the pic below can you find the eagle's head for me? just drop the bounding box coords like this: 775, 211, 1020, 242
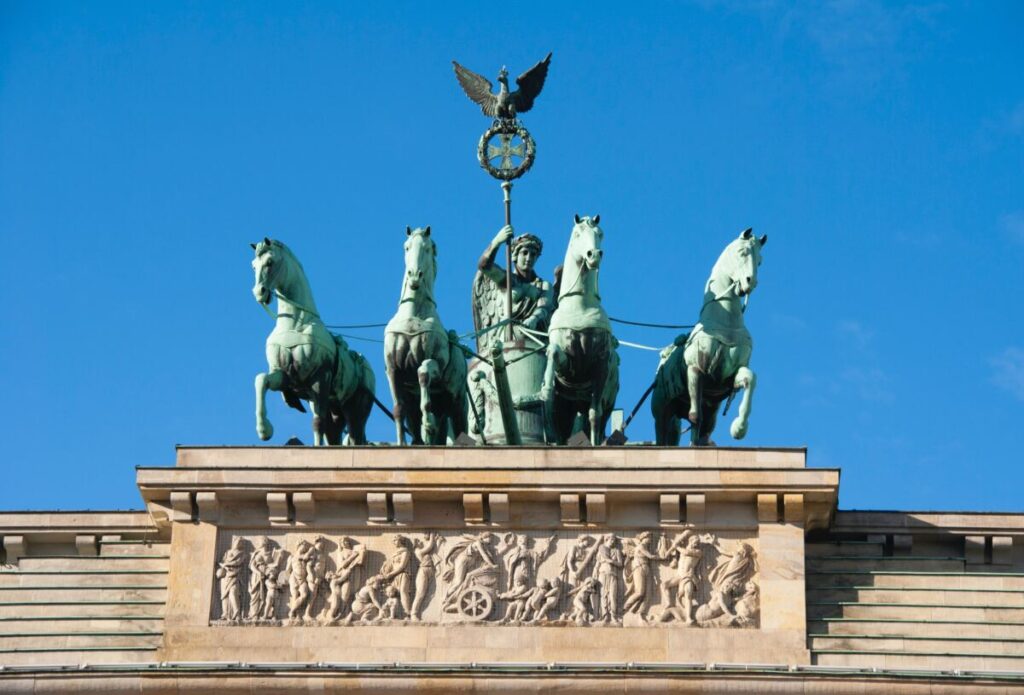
498, 66, 509, 85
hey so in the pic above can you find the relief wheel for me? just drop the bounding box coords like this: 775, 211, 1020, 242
457, 586, 494, 621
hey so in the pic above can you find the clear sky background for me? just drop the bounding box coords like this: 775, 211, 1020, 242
1, 1, 1022, 513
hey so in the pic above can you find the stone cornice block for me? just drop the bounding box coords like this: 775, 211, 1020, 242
586, 493, 606, 524
196, 492, 219, 522
367, 493, 389, 523
784, 494, 804, 526
686, 494, 706, 526
463, 493, 485, 524
293, 492, 316, 524
758, 494, 779, 523
75, 534, 98, 556
393, 493, 414, 524
560, 494, 581, 524
660, 494, 681, 524
2, 535, 26, 564
993, 536, 1013, 565
893, 534, 912, 554
489, 493, 510, 524
965, 535, 985, 564
267, 492, 289, 525
169, 491, 194, 523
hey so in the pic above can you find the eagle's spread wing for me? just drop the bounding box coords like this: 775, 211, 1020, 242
512, 52, 552, 114
453, 61, 498, 117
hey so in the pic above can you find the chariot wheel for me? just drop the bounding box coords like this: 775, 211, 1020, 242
457, 586, 494, 621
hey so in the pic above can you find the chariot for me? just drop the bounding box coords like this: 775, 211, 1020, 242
454, 564, 500, 621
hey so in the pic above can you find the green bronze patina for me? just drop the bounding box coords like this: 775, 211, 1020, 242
251, 238, 376, 446
651, 228, 767, 446
540, 215, 620, 445
384, 227, 469, 445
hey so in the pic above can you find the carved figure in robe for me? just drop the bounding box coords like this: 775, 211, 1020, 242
566, 576, 599, 625
500, 532, 557, 592
560, 535, 596, 588
696, 543, 758, 626
591, 534, 624, 624
342, 575, 384, 624
623, 531, 657, 617
657, 531, 705, 624
378, 534, 414, 618
441, 533, 497, 612
216, 537, 246, 622
524, 577, 562, 623
472, 226, 553, 355
411, 533, 443, 621
247, 536, 276, 620
326, 537, 365, 622
287, 539, 318, 621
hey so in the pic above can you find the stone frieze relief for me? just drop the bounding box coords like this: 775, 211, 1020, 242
212, 529, 759, 628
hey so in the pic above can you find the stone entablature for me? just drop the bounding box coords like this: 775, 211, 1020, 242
137, 446, 829, 666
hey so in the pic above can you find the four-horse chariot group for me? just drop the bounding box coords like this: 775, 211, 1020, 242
250, 219, 766, 448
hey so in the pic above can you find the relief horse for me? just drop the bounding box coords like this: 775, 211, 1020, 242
251, 238, 375, 445
651, 228, 766, 446
384, 227, 468, 445
540, 215, 620, 445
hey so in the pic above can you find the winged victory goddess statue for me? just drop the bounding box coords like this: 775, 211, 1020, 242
452, 52, 553, 121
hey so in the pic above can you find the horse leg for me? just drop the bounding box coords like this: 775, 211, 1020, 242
541, 342, 565, 442
589, 362, 610, 447
651, 386, 680, 446
385, 368, 405, 446
729, 366, 757, 440
417, 359, 441, 444
308, 395, 327, 446
343, 390, 372, 445
255, 370, 285, 441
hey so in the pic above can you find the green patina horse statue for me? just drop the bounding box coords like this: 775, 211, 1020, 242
384, 227, 469, 445
651, 228, 766, 446
540, 215, 620, 445
251, 238, 376, 445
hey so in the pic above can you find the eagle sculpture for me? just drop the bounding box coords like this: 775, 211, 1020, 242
452, 52, 552, 121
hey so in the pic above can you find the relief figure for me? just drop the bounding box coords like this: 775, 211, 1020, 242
411, 532, 443, 621
378, 534, 414, 618
216, 537, 246, 622
326, 537, 366, 622
623, 531, 657, 617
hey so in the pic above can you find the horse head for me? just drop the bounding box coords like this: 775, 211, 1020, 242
402, 226, 437, 301
716, 228, 767, 298
569, 214, 604, 271
251, 236, 287, 305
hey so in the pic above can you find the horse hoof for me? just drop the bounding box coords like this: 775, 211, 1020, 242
688, 412, 699, 425
257, 422, 274, 441
730, 418, 747, 440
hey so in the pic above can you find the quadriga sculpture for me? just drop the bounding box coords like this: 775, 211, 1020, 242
651, 228, 766, 446
540, 215, 620, 445
251, 238, 375, 445
384, 227, 469, 444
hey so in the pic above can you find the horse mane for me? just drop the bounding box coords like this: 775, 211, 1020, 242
552, 264, 564, 310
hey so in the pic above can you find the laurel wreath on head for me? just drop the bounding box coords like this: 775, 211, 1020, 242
477, 121, 536, 181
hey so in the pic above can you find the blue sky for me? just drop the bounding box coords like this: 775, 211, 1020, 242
1, 1, 1021, 512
